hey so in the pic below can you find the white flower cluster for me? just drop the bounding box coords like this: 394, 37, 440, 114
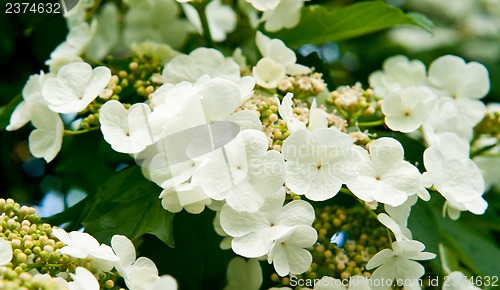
370, 55, 489, 219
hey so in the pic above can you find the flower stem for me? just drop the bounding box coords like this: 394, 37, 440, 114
195, 3, 214, 47
357, 119, 385, 127
27, 263, 62, 269
64, 127, 99, 136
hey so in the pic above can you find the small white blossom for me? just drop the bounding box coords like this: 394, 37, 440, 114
220, 187, 315, 258
68, 267, 100, 290
366, 240, 436, 289
346, 138, 421, 207
0, 239, 12, 266
282, 128, 361, 201
85, 2, 120, 60
182, 0, 237, 42
28, 104, 64, 163
261, 0, 305, 32
253, 32, 310, 88
422, 132, 487, 217
53, 228, 119, 272
381, 86, 436, 133
99, 100, 155, 154
224, 257, 263, 290
111, 235, 178, 290
427, 55, 489, 125
42, 62, 111, 113
162, 48, 242, 84
268, 225, 317, 276
159, 186, 211, 214
369, 55, 427, 98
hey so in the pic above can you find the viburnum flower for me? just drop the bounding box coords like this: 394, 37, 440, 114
46, 21, 96, 71
111, 235, 178, 290
99, 100, 155, 154
28, 104, 64, 163
85, 2, 120, 61
42, 62, 111, 113
275, 93, 328, 132
197, 129, 285, 212
150, 75, 255, 140
366, 240, 436, 289
378, 195, 418, 242
0, 238, 12, 266
7, 72, 46, 131
427, 55, 489, 125
53, 228, 120, 272
381, 86, 436, 133
159, 186, 211, 214
162, 47, 241, 84
282, 127, 361, 201
346, 137, 421, 207
123, 0, 191, 49
261, 0, 305, 32
422, 132, 488, 218
224, 257, 263, 290
369, 55, 427, 98
253, 32, 310, 88
246, 0, 280, 11
422, 97, 474, 144
68, 267, 100, 290
220, 187, 315, 258
182, 0, 237, 42
267, 225, 317, 276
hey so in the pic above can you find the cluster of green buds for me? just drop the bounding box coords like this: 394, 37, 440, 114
474, 107, 500, 141
0, 199, 121, 290
271, 204, 391, 288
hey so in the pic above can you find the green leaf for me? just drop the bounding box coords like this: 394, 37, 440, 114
82, 166, 175, 247
434, 208, 500, 277
0, 94, 22, 130
269, 2, 434, 48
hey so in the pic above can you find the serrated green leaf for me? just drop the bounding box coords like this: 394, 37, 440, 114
82, 166, 175, 247
269, 2, 434, 48
0, 94, 22, 130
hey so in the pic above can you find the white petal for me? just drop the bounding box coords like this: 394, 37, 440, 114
0, 239, 13, 265
111, 235, 136, 266
252, 57, 286, 89
69, 267, 100, 290
28, 105, 64, 162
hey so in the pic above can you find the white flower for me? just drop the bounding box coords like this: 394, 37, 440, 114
53, 228, 119, 272
422, 97, 474, 144
85, 2, 120, 60
68, 267, 100, 290
182, 0, 237, 42
422, 132, 487, 217
427, 55, 489, 125
32, 274, 69, 288
366, 240, 436, 288
0, 239, 12, 266
150, 75, 254, 140
46, 21, 96, 71
197, 129, 285, 212
42, 62, 111, 113
246, 0, 280, 11
275, 93, 327, 132
369, 55, 426, 98
442, 271, 481, 290
99, 100, 155, 154
378, 195, 418, 242
123, 0, 191, 49
28, 104, 64, 163
159, 186, 211, 214
282, 128, 361, 201
224, 257, 263, 290
162, 48, 241, 84
7, 72, 47, 131
261, 0, 305, 32
381, 86, 436, 133
253, 32, 310, 88
346, 138, 421, 207
268, 225, 317, 276
111, 235, 178, 290
220, 187, 315, 258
